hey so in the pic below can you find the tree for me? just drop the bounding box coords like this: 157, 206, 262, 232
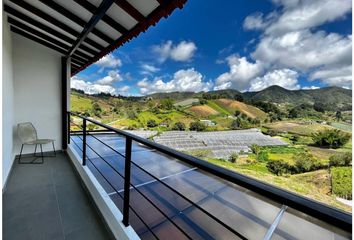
250, 144, 261, 157
312, 129, 350, 148
229, 152, 239, 163
230, 118, 242, 130
172, 122, 186, 131
92, 102, 102, 117
314, 102, 326, 113
234, 110, 241, 117
335, 111, 342, 120
189, 121, 206, 131
147, 119, 158, 128
160, 99, 174, 110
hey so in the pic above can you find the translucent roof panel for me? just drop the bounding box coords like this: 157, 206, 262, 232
69, 133, 352, 240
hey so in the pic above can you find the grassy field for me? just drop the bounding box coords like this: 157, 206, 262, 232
71, 93, 92, 112
265, 121, 334, 136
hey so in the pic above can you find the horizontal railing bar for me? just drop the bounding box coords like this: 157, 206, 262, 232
72, 137, 159, 239
70, 136, 159, 240
129, 161, 247, 239
78, 138, 192, 239
68, 112, 352, 231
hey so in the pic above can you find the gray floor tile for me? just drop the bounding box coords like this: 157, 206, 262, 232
3, 153, 111, 240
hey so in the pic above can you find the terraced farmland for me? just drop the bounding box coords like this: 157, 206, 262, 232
216, 99, 267, 119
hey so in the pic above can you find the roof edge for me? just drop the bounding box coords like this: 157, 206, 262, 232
72, 0, 188, 76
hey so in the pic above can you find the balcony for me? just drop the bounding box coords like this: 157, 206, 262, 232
2, 0, 352, 239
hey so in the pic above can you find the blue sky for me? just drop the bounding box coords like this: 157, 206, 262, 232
72, 0, 352, 96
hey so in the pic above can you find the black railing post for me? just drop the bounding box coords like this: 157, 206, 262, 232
123, 137, 132, 227
67, 112, 71, 144
82, 118, 87, 166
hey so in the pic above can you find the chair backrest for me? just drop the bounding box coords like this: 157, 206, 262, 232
17, 122, 37, 144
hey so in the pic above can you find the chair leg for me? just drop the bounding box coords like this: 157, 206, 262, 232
33, 144, 37, 156
52, 142, 56, 156
40, 144, 44, 164
18, 144, 24, 164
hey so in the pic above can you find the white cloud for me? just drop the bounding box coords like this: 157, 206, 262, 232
249, 69, 300, 91
266, 0, 352, 35
243, 13, 267, 30
214, 55, 264, 91
152, 40, 197, 63
116, 85, 130, 95
96, 70, 123, 85
253, 30, 352, 71
95, 54, 122, 68
310, 65, 352, 88
137, 68, 212, 94
302, 86, 320, 90
218, 0, 352, 90
71, 76, 116, 95
140, 63, 160, 75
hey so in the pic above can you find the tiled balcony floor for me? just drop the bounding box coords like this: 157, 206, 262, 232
3, 152, 112, 240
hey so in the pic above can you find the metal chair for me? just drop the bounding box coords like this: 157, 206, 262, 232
17, 122, 56, 164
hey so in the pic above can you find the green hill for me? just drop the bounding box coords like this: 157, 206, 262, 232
243, 86, 351, 110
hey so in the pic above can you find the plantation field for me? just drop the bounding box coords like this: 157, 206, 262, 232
188, 105, 219, 117
331, 122, 352, 133
265, 121, 334, 136
216, 99, 267, 119
206, 100, 231, 115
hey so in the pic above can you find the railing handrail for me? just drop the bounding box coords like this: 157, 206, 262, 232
68, 111, 352, 232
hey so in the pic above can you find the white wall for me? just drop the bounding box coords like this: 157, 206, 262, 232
12, 33, 63, 155
2, 14, 15, 187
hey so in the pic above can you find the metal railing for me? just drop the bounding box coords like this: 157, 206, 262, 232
67, 111, 352, 239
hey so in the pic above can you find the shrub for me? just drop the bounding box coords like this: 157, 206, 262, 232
147, 119, 158, 128
267, 129, 279, 137
312, 129, 350, 148
230, 118, 242, 130
329, 152, 352, 167
257, 151, 269, 162
331, 167, 352, 199
189, 121, 206, 131
172, 122, 186, 131
234, 110, 241, 117
293, 153, 323, 173
267, 160, 291, 176
229, 152, 239, 163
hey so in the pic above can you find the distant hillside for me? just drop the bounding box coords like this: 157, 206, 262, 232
72, 85, 352, 112
243, 86, 352, 110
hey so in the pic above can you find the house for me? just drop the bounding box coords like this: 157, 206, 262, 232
2, 0, 351, 239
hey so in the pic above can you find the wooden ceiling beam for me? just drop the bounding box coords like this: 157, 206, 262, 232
114, 0, 145, 22
9, 0, 104, 51
67, 0, 115, 57
38, 0, 114, 45
73, 0, 128, 34
10, 26, 67, 54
